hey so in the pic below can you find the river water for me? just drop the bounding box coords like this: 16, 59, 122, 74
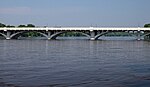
0, 38, 150, 87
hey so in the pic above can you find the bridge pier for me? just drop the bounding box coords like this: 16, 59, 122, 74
6, 31, 11, 40
146, 36, 148, 39
148, 35, 150, 40
137, 31, 141, 40
6, 38, 10, 40
90, 38, 95, 40
47, 31, 52, 40
90, 30, 96, 40
144, 35, 150, 40
148, 35, 150, 39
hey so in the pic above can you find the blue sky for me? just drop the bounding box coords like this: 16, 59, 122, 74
0, 0, 150, 27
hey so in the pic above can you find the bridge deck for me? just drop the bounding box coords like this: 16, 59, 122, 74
0, 27, 150, 31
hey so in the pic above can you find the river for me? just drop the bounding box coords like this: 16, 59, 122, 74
0, 38, 150, 87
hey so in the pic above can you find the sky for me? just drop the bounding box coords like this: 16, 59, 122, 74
0, 0, 150, 27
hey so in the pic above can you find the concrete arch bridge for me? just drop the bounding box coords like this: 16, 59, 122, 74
0, 27, 150, 40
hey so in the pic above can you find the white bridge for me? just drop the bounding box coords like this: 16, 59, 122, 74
0, 27, 150, 40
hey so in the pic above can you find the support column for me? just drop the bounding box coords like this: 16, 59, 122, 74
137, 30, 141, 41
90, 30, 96, 40
144, 36, 147, 40
6, 31, 11, 40
47, 31, 51, 40
148, 35, 150, 40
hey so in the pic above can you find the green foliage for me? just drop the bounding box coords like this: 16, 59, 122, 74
0, 23, 6, 27
104, 32, 132, 36
144, 24, 150, 28
18, 25, 26, 27
27, 24, 35, 27
0, 23, 35, 28
22, 32, 41, 37
6, 25, 15, 28
18, 24, 35, 27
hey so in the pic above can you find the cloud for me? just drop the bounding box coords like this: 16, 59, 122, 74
0, 7, 32, 15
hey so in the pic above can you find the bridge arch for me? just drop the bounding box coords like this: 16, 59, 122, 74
0, 32, 7, 39
50, 31, 91, 39
10, 31, 48, 39
95, 31, 110, 40
142, 32, 150, 38
94, 31, 137, 40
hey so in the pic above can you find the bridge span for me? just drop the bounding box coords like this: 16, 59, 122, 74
0, 27, 150, 40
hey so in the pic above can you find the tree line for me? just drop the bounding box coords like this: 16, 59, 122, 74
1, 22, 150, 28
144, 24, 150, 28
0, 23, 35, 27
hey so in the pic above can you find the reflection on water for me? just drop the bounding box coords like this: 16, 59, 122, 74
0, 39, 150, 87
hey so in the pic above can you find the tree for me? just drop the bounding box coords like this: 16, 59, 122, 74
6, 25, 15, 28
27, 24, 35, 27
18, 25, 26, 27
0, 23, 6, 27
144, 24, 150, 28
